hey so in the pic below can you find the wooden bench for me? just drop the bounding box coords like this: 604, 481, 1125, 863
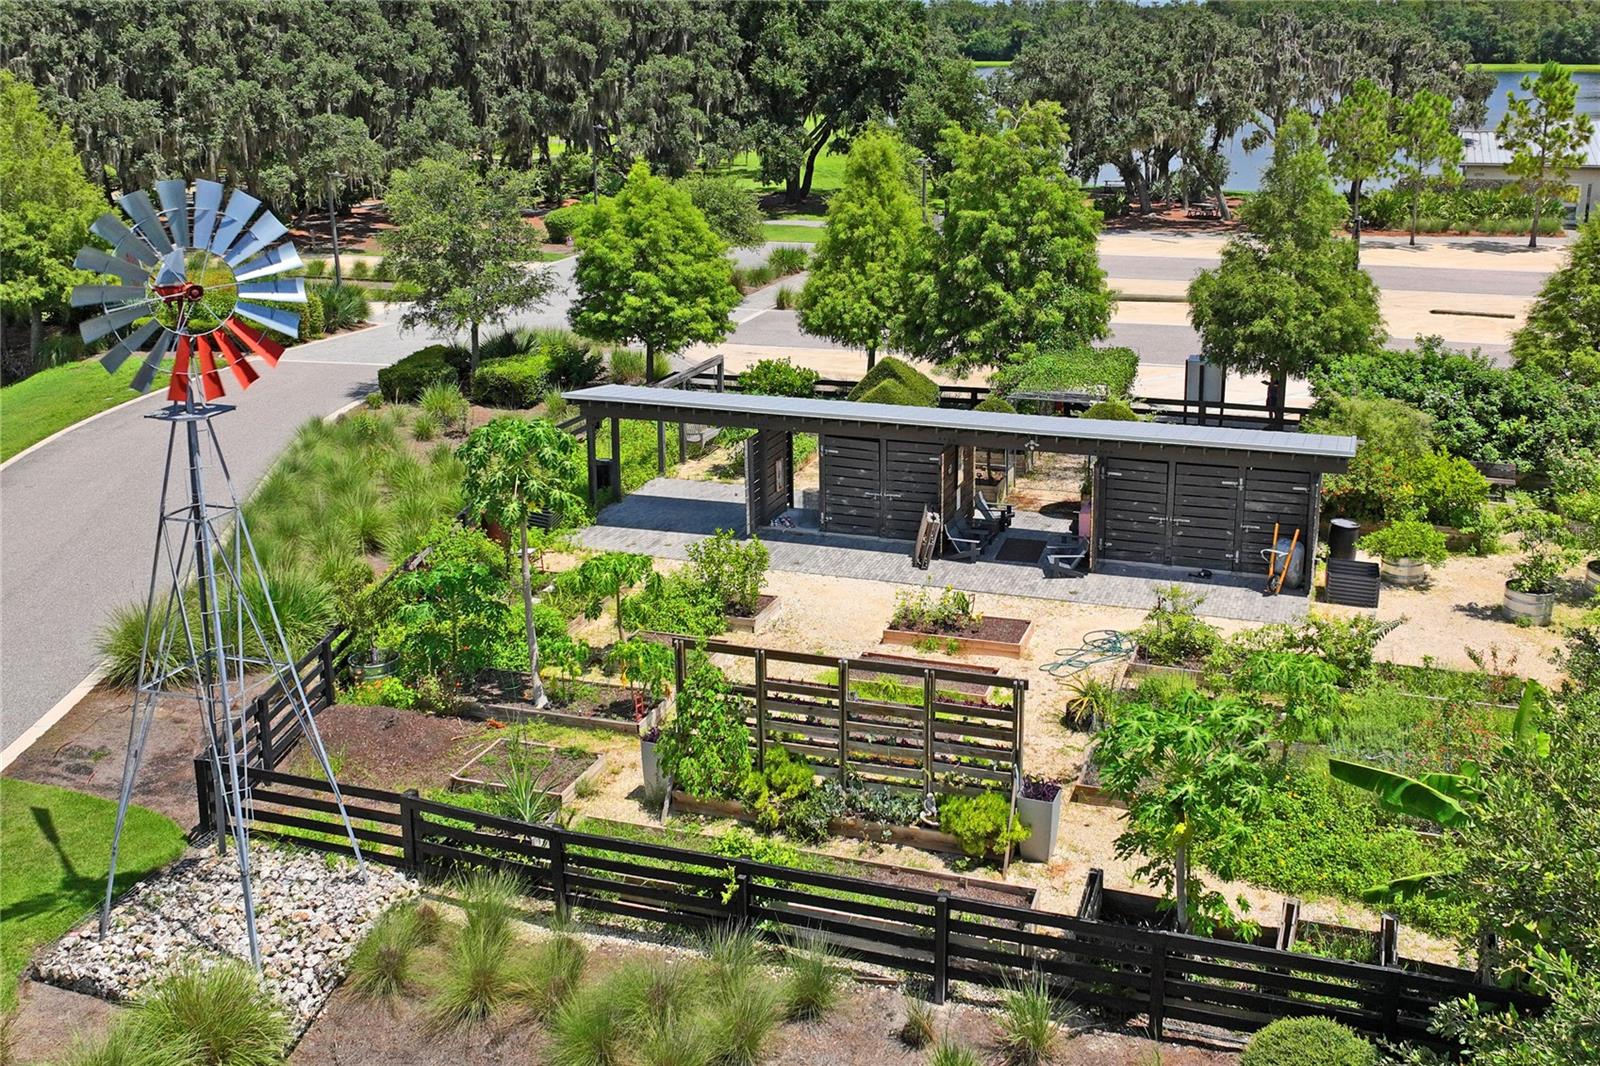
1471, 460, 1518, 499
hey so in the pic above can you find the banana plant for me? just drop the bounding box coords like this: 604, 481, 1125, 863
1327, 679, 1547, 903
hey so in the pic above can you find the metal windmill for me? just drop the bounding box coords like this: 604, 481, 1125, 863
73, 179, 364, 967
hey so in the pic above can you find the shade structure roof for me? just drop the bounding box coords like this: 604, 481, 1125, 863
563, 385, 1356, 473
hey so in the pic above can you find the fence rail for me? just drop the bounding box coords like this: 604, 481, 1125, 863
201, 760, 1543, 1046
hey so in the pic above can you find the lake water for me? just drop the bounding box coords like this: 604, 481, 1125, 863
979, 68, 1600, 192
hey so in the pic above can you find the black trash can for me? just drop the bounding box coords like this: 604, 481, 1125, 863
1328, 518, 1360, 561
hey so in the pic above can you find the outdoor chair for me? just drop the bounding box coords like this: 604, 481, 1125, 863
1044, 536, 1089, 578
974, 492, 1014, 533
943, 521, 983, 562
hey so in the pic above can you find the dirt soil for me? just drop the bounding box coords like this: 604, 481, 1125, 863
453, 740, 596, 793
281, 704, 493, 794
476, 675, 649, 725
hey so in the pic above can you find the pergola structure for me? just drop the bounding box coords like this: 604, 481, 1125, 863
564, 385, 1356, 585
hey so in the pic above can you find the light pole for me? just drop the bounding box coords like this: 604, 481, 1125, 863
592, 122, 607, 203
916, 156, 930, 223
326, 170, 344, 285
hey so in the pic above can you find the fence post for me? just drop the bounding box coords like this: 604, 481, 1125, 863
319, 637, 337, 711
922, 669, 936, 804
932, 890, 950, 1005
252, 697, 274, 770
549, 831, 570, 921
836, 660, 850, 782
673, 638, 687, 694
1381, 968, 1403, 1040
733, 866, 751, 927
193, 758, 214, 836
1148, 933, 1167, 1042
398, 789, 420, 873
754, 650, 768, 772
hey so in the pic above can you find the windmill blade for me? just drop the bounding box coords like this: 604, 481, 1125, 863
90, 213, 159, 267
195, 335, 226, 400
209, 189, 263, 259
233, 300, 299, 337
117, 190, 174, 254
155, 248, 187, 287
71, 284, 148, 308
224, 317, 284, 367
75, 247, 150, 285
213, 330, 260, 390
237, 278, 306, 303
130, 331, 177, 393
232, 243, 303, 282
99, 319, 163, 373
191, 179, 225, 252
166, 336, 192, 402
80, 301, 157, 344
224, 211, 288, 268
156, 179, 190, 247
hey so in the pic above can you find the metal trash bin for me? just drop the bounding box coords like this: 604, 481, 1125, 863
1328, 518, 1360, 561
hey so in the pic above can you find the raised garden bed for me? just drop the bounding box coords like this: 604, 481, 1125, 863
448, 738, 605, 805
724, 594, 780, 634
1066, 742, 1122, 809
856, 652, 1000, 696
472, 672, 663, 735
882, 615, 1033, 658
1123, 641, 1207, 682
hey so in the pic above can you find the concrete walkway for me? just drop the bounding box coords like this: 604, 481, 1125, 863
575, 478, 1308, 624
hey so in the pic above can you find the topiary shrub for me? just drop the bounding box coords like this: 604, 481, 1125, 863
542, 204, 586, 244
740, 358, 819, 398
847, 356, 939, 406
1083, 399, 1138, 421
853, 379, 930, 406
471, 354, 550, 408
1240, 1017, 1376, 1066
301, 288, 326, 339
973, 395, 1015, 413
378, 344, 459, 402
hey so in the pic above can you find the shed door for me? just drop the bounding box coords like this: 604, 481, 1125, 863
820, 435, 883, 536
1097, 458, 1171, 563
1169, 463, 1242, 569
1240, 467, 1316, 572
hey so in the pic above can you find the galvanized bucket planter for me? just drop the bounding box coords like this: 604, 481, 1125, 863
1503, 582, 1556, 626
1381, 558, 1427, 587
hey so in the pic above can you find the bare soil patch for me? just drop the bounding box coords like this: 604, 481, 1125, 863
280, 704, 492, 794
475, 674, 651, 729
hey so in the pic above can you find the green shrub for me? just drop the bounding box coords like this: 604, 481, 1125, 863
991, 345, 1139, 402
349, 259, 372, 280
1240, 1016, 1376, 1066
543, 204, 587, 244
610, 347, 646, 384
342, 676, 418, 709
131, 961, 291, 1066
471, 353, 550, 408
312, 283, 370, 331
686, 529, 768, 616
545, 336, 605, 390
738, 358, 818, 398
1131, 585, 1221, 666
655, 657, 751, 799
853, 379, 930, 406
973, 395, 1015, 413
1082, 398, 1137, 420
678, 173, 764, 248
300, 288, 325, 340
739, 747, 817, 835
847, 356, 939, 406
304, 258, 328, 278
1358, 519, 1448, 565
418, 380, 469, 425
620, 570, 726, 637
938, 790, 1030, 859
372, 258, 395, 282
544, 389, 571, 421
378, 344, 457, 401
767, 245, 809, 275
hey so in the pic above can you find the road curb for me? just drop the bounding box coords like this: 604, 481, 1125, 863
0, 666, 104, 771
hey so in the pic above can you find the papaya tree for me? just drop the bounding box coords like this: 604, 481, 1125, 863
554, 551, 652, 641
458, 417, 585, 707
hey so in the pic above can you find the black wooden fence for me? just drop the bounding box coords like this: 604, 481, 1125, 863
227, 624, 357, 771
203, 760, 1543, 1046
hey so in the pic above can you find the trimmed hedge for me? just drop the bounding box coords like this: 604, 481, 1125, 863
847, 356, 938, 406
973, 395, 1015, 413
854, 379, 934, 407
471, 353, 550, 408
1240, 1017, 1376, 1066
991, 345, 1139, 402
377, 344, 463, 402
740, 358, 819, 398
1083, 399, 1138, 421
542, 204, 587, 244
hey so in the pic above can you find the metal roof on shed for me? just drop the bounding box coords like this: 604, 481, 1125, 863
563, 385, 1356, 470
1463, 128, 1600, 168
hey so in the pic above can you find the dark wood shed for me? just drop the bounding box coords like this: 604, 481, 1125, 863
563, 385, 1356, 583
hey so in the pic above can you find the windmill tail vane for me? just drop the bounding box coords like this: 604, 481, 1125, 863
73, 180, 364, 971
72, 178, 304, 401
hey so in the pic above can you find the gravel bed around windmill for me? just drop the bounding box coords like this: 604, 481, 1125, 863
33, 845, 416, 1032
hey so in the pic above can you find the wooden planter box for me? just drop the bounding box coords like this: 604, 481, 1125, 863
724, 594, 780, 634
448, 739, 606, 806
1066, 742, 1124, 809
669, 792, 970, 856
881, 616, 1033, 659
473, 678, 664, 735
1122, 643, 1206, 684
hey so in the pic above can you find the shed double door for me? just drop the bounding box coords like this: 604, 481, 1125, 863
820, 435, 950, 539
1097, 458, 1314, 573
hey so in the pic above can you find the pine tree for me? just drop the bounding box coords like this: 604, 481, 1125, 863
1513, 215, 1600, 386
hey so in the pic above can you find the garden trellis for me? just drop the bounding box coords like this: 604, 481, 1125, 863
72, 180, 363, 968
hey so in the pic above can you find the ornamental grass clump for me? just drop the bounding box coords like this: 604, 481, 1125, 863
702, 971, 782, 1066
780, 933, 842, 1021
994, 973, 1066, 1066
131, 961, 291, 1066
899, 996, 937, 1048
549, 979, 632, 1066
929, 1040, 982, 1066
348, 903, 428, 998
427, 870, 522, 1028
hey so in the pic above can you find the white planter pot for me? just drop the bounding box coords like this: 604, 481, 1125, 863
640, 738, 663, 791
1586, 559, 1600, 594
1381, 557, 1427, 587
1503, 583, 1556, 626
1015, 790, 1063, 863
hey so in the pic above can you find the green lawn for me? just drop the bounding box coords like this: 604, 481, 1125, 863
0, 778, 186, 1009
972, 60, 1012, 69
760, 222, 823, 244
0, 358, 158, 462
1471, 62, 1600, 72
716, 143, 850, 202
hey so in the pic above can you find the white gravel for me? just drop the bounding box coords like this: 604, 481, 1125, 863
33, 844, 416, 1029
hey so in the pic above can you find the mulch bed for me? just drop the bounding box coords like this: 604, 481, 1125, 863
283, 704, 492, 793
888, 616, 1029, 643
728, 593, 778, 619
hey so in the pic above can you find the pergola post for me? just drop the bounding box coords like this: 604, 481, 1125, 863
585, 420, 599, 506
609, 417, 621, 503
656, 421, 667, 475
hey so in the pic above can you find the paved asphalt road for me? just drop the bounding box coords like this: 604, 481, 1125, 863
0, 241, 1534, 752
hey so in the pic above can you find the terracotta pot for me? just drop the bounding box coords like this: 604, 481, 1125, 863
1503, 583, 1556, 626
1381, 557, 1427, 587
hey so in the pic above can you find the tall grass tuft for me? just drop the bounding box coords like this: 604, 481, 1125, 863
411, 409, 438, 441
348, 904, 425, 998
899, 996, 937, 1048
613, 960, 702, 1039
131, 961, 290, 1066
781, 933, 842, 1020
698, 925, 762, 994
930, 1040, 982, 1066
549, 979, 630, 1066
701, 971, 781, 1066
609, 348, 645, 384
419, 381, 468, 427
509, 933, 588, 1018
995, 973, 1063, 1066
634, 1018, 713, 1066
428, 919, 515, 1029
